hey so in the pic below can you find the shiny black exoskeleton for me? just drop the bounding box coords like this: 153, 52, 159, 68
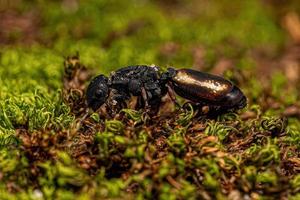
86, 65, 247, 114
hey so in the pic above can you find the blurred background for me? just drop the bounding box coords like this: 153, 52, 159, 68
1, 1, 300, 199
0, 0, 300, 110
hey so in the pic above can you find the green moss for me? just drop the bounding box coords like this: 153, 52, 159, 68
205, 121, 237, 142
0, 0, 299, 199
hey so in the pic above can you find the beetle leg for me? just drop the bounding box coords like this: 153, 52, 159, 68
102, 102, 113, 118
167, 84, 181, 109
135, 96, 144, 110
141, 87, 154, 115
105, 89, 129, 116
141, 87, 149, 108
128, 79, 142, 96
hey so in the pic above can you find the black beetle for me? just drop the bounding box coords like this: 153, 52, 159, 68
86, 65, 247, 114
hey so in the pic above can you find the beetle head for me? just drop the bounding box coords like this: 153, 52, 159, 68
86, 75, 109, 111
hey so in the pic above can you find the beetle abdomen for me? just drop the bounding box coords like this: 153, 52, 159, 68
171, 69, 246, 108
172, 69, 233, 102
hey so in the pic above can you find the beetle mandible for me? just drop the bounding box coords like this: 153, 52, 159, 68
86, 65, 247, 114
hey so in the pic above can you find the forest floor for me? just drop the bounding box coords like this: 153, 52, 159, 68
0, 1, 300, 199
